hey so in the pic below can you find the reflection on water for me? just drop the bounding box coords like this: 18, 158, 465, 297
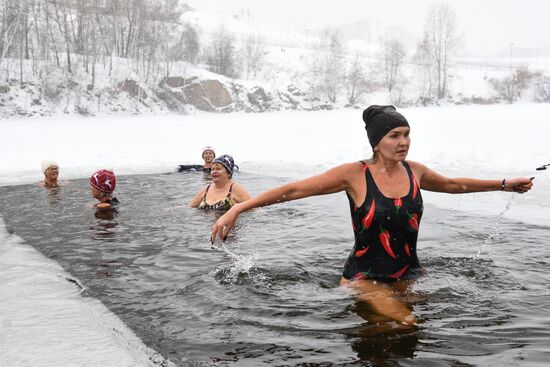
1, 172, 549, 366
44, 186, 62, 206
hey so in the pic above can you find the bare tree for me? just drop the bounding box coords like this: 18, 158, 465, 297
489, 67, 539, 103
345, 53, 371, 105
383, 39, 406, 93
424, 3, 458, 99
412, 34, 434, 102
535, 76, 550, 102
315, 29, 344, 103
0, 0, 24, 81
205, 25, 237, 77
239, 34, 265, 79
180, 22, 200, 63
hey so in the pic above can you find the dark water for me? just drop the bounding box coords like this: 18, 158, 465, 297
1, 172, 549, 366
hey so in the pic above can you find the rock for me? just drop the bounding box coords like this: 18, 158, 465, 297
117, 79, 147, 99
200, 80, 232, 108
287, 84, 304, 96
247, 86, 272, 112
179, 79, 233, 112
182, 83, 216, 112
44, 85, 62, 100
277, 91, 299, 109
161, 76, 186, 88
0, 84, 9, 93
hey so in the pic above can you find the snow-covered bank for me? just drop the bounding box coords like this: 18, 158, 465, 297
2, 103, 549, 182
0, 219, 172, 367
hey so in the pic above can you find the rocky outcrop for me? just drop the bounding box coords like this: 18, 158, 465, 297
157, 78, 233, 112
246, 86, 272, 112
117, 79, 147, 99
182, 82, 216, 112
200, 80, 232, 108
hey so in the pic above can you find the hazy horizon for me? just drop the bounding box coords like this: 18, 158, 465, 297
186, 0, 550, 58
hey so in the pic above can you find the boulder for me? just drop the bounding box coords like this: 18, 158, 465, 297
182, 83, 216, 112
117, 79, 147, 99
180, 79, 233, 112
200, 80, 232, 108
161, 76, 186, 88
247, 86, 272, 112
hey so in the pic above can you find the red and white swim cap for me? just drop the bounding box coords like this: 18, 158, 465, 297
90, 169, 116, 193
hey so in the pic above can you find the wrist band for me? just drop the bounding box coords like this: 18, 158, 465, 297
501, 179, 506, 190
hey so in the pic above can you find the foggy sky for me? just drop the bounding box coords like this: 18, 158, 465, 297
187, 0, 550, 57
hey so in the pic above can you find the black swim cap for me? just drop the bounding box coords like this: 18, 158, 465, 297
363, 105, 409, 148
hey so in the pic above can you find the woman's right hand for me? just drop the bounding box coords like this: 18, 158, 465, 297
212, 203, 241, 243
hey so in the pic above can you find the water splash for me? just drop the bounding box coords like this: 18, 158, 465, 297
213, 242, 262, 284
474, 194, 514, 259
220, 243, 258, 274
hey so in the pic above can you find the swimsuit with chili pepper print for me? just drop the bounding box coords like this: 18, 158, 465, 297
342, 161, 424, 281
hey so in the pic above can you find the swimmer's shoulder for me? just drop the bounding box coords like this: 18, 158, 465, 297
328, 161, 366, 174
96, 198, 120, 209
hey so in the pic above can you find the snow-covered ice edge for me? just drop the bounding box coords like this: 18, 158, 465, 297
0, 218, 174, 367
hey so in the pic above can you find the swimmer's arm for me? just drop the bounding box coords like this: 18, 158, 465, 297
231, 183, 251, 203
188, 186, 207, 207
241, 163, 353, 208
212, 164, 354, 241
410, 161, 533, 194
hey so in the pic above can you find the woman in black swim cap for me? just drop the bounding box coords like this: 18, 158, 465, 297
212, 105, 533, 326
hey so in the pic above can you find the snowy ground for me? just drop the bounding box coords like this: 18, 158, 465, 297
1, 104, 549, 366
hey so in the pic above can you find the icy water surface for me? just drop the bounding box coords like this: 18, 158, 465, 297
1, 171, 549, 366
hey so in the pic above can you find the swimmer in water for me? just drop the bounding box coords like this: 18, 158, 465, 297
212, 105, 533, 326
189, 154, 250, 211
38, 160, 61, 188
90, 169, 119, 209
177, 146, 217, 173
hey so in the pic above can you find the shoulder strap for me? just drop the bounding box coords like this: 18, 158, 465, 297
228, 183, 234, 197
203, 184, 211, 199
401, 161, 418, 198
401, 161, 413, 179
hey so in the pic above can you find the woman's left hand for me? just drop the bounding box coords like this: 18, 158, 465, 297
504, 177, 534, 193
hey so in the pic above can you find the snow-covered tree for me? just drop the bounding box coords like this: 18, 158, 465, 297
383, 39, 406, 93
535, 76, 550, 102
180, 22, 200, 64
412, 34, 435, 101
489, 67, 539, 103
309, 29, 344, 103
423, 3, 458, 99
345, 53, 371, 105
239, 34, 265, 79
205, 25, 237, 77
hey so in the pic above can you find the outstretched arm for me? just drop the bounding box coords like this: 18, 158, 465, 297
211, 163, 356, 242
410, 161, 534, 194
